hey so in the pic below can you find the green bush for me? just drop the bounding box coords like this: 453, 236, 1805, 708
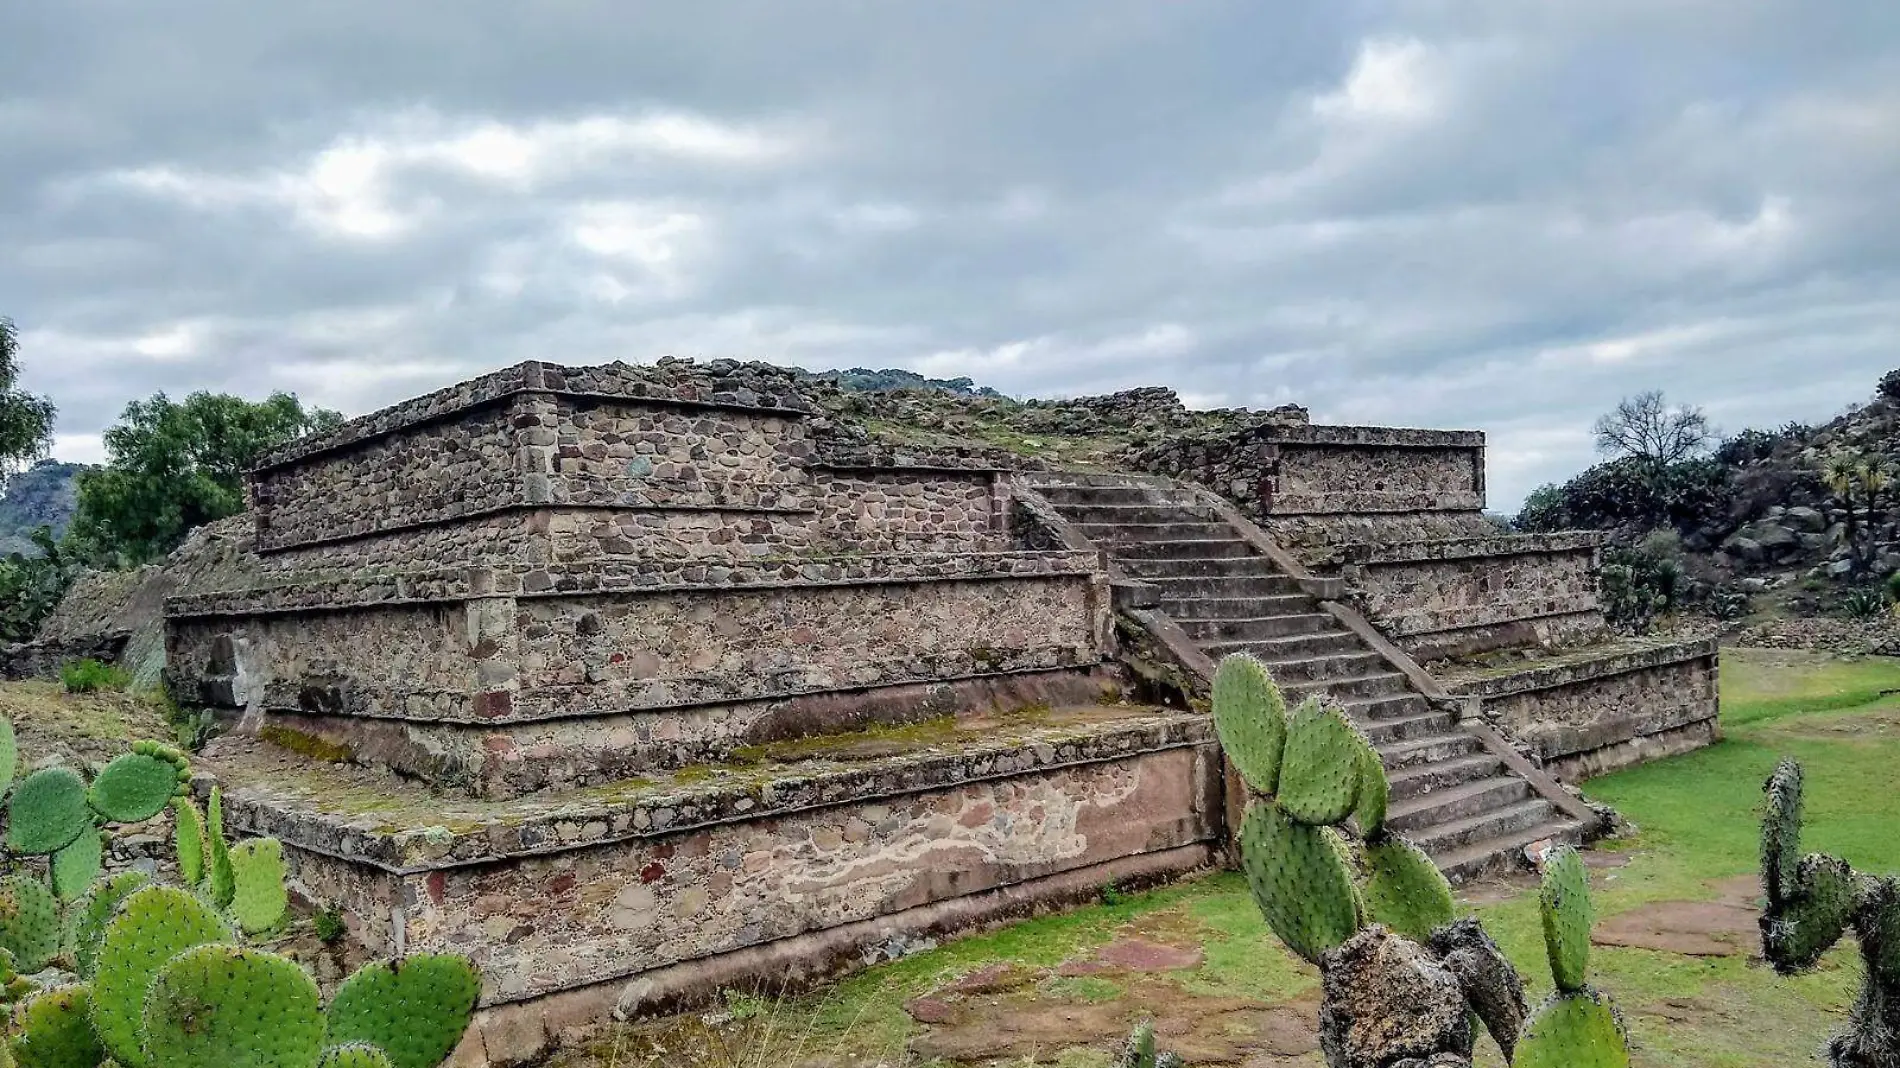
1842, 586, 1888, 621
1516, 456, 1733, 536
1599, 542, 1686, 633
59, 659, 127, 694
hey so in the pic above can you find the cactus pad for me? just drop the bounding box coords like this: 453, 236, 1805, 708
317, 1046, 394, 1068
0, 876, 61, 972
325, 955, 481, 1068
207, 788, 235, 908
1540, 846, 1593, 992
0, 715, 16, 797
1351, 741, 1389, 835
142, 944, 324, 1068
229, 838, 289, 935
10, 985, 105, 1068
1762, 852, 1859, 974
1238, 799, 1361, 964
1515, 990, 1630, 1068
1762, 758, 1804, 905
1211, 654, 1286, 795
91, 885, 237, 1068
88, 751, 186, 825
173, 799, 206, 889
1363, 836, 1455, 941
7, 769, 92, 855
50, 825, 102, 903
1276, 699, 1367, 826
70, 871, 149, 979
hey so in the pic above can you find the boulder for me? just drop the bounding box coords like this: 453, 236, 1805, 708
1828, 559, 1858, 578
1784, 506, 1828, 533
1723, 537, 1765, 565
1750, 523, 1801, 556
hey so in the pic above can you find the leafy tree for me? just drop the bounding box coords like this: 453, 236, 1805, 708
1821, 450, 1892, 577
0, 528, 80, 643
1593, 390, 1711, 468
68, 391, 341, 566
1515, 455, 1731, 536
0, 318, 58, 474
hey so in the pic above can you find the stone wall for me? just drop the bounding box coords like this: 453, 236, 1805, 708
1444, 638, 1720, 781
226, 735, 1219, 1006
1341, 533, 1606, 660
810, 468, 1005, 552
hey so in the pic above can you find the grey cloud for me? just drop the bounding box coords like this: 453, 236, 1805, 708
3, 0, 1897, 508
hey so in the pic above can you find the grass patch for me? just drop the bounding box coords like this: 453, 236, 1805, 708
59, 657, 128, 694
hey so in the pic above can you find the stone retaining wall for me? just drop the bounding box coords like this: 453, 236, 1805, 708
1444, 638, 1720, 781
1341, 533, 1606, 660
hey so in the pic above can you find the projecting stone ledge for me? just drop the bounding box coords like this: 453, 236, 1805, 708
1437, 637, 1720, 781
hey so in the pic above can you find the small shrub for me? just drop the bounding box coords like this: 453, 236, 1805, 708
1600, 543, 1685, 633
59, 657, 127, 693
1878, 367, 1900, 402
1100, 881, 1127, 907
1841, 586, 1887, 620
1709, 587, 1752, 621
313, 909, 348, 944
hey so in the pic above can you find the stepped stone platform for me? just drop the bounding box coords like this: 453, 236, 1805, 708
136, 357, 1719, 1063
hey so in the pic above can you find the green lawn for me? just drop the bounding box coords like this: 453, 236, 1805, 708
589, 647, 1900, 1067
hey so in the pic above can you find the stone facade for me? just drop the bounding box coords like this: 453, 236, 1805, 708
1441, 638, 1720, 780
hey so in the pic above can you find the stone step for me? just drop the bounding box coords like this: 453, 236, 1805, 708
1387, 752, 1508, 801
1150, 576, 1308, 602
1169, 610, 1337, 640
1034, 484, 1203, 509
1075, 521, 1237, 544
1338, 692, 1432, 722
1114, 538, 1258, 561
1378, 731, 1485, 771
1385, 776, 1532, 836
1052, 503, 1222, 527
1120, 556, 1284, 579
1434, 819, 1584, 885
1236, 650, 1388, 684
1175, 627, 1357, 658
1410, 799, 1555, 858
1280, 671, 1413, 703
1360, 709, 1460, 745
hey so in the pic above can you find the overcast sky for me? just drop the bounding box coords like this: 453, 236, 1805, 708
6, 2, 1898, 510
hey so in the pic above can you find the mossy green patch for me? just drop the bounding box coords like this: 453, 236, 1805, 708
257, 724, 356, 763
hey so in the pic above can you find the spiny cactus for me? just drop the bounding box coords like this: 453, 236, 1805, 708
1515, 848, 1631, 1067
69, 871, 150, 980
88, 744, 191, 825
91, 885, 239, 1067
6, 769, 93, 857
0, 876, 63, 973
207, 787, 236, 909
324, 955, 483, 1068
1110, 1021, 1184, 1068
48, 826, 102, 903
1760, 757, 1900, 1066
174, 796, 206, 887
142, 944, 326, 1068
1214, 653, 1514, 1067
229, 838, 290, 936
9, 985, 105, 1068
166, 788, 288, 935
318, 1045, 396, 1068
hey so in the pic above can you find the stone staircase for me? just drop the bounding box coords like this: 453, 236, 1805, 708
1029, 476, 1583, 882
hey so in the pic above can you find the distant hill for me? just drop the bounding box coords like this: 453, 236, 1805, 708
0, 460, 88, 556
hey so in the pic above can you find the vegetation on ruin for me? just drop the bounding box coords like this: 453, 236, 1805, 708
558, 647, 1900, 1066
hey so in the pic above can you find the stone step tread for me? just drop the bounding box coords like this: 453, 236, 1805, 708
1278, 670, 1412, 693
1182, 630, 1359, 654
1377, 731, 1483, 763
1121, 556, 1280, 569
1338, 693, 1430, 720
1162, 598, 1317, 617
1200, 639, 1381, 660
1385, 774, 1530, 822
1360, 709, 1459, 736
1411, 799, 1554, 851
1432, 818, 1583, 882
1386, 752, 1505, 786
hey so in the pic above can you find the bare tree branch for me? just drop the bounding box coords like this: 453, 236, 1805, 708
1593, 390, 1710, 467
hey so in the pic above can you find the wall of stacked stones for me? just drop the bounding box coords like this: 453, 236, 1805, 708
810, 469, 1005, 551
1342, 535, 1606, 659
530, 394, 812, 511
279, 745, 1219, 1005
1468, 644, 1720, 781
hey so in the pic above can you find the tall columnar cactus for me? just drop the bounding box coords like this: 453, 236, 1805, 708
1514, 848, 1631, 1067
1214, 654, 1520, 1067
1761, 758, 1900, 1066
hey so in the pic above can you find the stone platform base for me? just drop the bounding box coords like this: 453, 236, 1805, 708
1434, 637, 1720, 782
202, 704, 1221, 1064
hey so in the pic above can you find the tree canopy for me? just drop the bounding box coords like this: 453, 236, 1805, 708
68, 391, 342, 566
0, 318, 58, 474
1592, 390, 1711, 467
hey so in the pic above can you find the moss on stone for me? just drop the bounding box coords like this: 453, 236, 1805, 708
257, 724, 356, 763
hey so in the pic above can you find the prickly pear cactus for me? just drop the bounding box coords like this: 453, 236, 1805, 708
142, 944, 325, 1068
0, 716, 16, 797
1278, 699, 1366, 825
9, 985, 105, 1068
88, 745, 189, 824
206, 788, 235, 909
1514, 847, 1631, 1068
317, 1046, 394, 1068
1212, 654, 1286, 795
49, 826, 103, 903
173, 797, 206, 889
1758, 758, 1900, 1066
69, 871, 151, 980
90, 885, 237, 1068
1240, 800, 1362, 964
0, 876, 62, 972
7, 769, 92, 856
229, 838, 289, 936
1362, 837, 1455, 942
324, 955, 481, 1068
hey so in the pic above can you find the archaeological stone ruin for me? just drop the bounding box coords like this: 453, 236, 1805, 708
94, 358, 1713, 1063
